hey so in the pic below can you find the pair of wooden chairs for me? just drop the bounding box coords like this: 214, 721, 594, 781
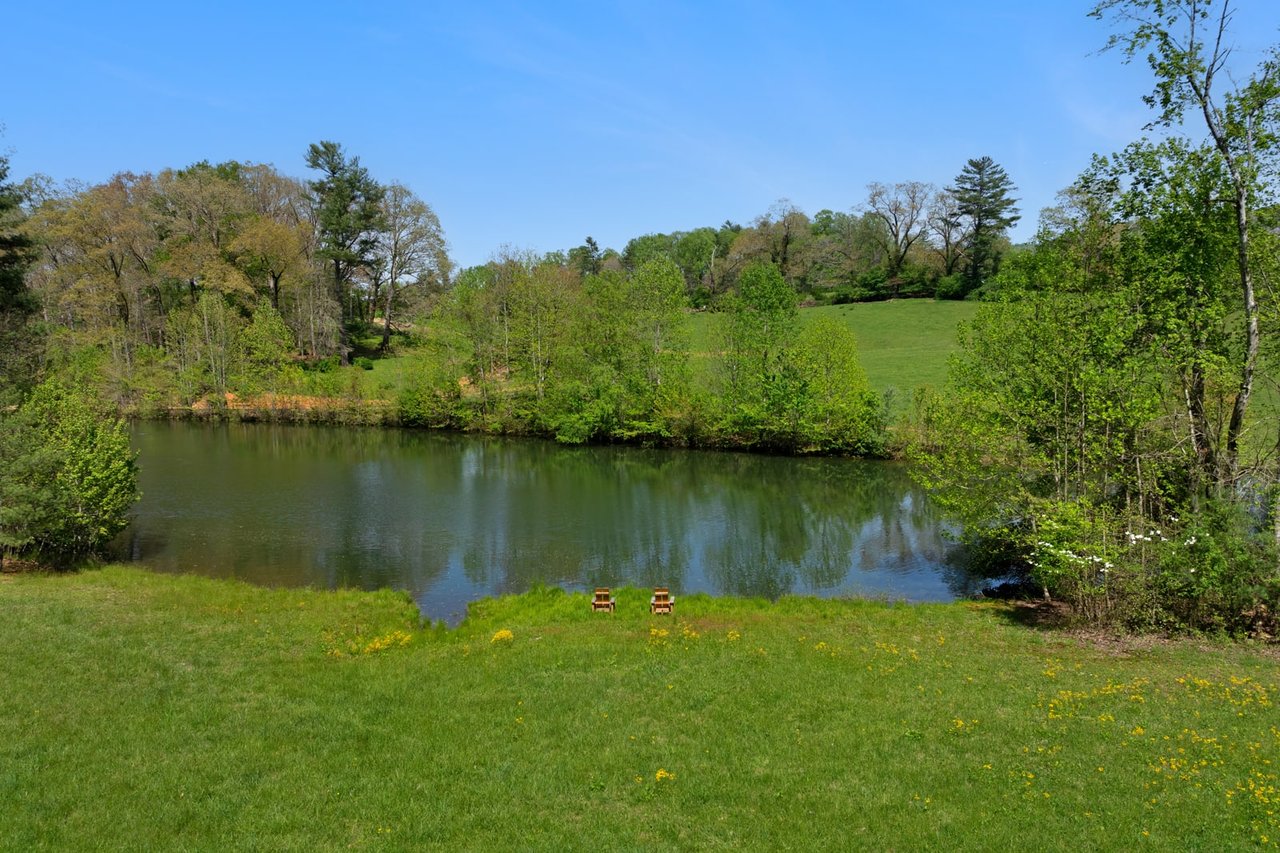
591, 587, 675, 615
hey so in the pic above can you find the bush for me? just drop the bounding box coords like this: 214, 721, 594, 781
934, 274, 966, 300
1025, 500, 1279, 635
0, 382, 139, 561
354, 356, 375, 371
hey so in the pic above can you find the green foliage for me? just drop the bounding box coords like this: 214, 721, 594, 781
0, 154, 36, 317
306, 141, 386, 359
0, 153, 38, 402
235, 301, 296, 392
715, 265, 884, 453
794, 317, 884, 454
0, 382, 138, 560
934, 273, 966, 300
914, 148, 1278, 631
948, 156, 1020, 296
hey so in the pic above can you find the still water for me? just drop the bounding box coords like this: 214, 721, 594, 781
120, 421, 981, 623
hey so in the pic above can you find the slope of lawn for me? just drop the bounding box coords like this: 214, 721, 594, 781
2, 567, 1276, 850
690, 299, 978, 396
806, 301, 979, 394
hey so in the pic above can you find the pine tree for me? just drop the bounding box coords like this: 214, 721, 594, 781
948, 156, 1020, 296
305, 141, 385, 363
0, 154, 37, 400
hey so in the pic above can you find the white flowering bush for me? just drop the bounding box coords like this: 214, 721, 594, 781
1025, 500, 1276, 633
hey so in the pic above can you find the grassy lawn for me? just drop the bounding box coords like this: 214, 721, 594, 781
806, 301, 978, 394
691, 300, 977, 397
3, 567, 1277, 850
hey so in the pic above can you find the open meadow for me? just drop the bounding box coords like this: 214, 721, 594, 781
3, 567, 1276, 850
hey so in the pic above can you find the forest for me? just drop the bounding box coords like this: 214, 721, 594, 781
2, 0, 1279, 635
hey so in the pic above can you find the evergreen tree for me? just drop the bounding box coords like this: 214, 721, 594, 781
305, 141, 385, 363
948, 156, 1020, 296
0, 154, 37, 402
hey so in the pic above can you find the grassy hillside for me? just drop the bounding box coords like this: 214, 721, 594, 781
3, 567, 1276, 850
691, 300, 977, 396
803, 301, 978, 394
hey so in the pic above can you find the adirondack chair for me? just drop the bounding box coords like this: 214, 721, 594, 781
650, 587, 674, 615
591, 588, 615, 612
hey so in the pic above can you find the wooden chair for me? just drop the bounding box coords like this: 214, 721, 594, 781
650, 587, 674, 615
591, 588, 615, 612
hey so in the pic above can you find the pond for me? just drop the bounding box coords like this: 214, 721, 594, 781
118, 421, 985, 623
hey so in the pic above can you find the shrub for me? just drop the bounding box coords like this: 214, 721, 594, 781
0, 382, 139, 561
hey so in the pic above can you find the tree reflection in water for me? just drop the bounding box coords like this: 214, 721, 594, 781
121, 422, 986, 623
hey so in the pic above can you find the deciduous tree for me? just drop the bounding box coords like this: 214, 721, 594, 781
1092, 0, 1280, 481
865, 180, 932, 286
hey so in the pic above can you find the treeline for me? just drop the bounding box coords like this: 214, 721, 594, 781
556, 156, 1019, 305
2, 139, 890, 457
912, 0, 1280, 636
3, 139, 1024, 455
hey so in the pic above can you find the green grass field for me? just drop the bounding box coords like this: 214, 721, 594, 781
690, 299, 977, 398
3, 567, 1276, 850
802, 301, 978, 394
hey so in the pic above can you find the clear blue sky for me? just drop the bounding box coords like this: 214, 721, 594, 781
3, 1, 1277, 268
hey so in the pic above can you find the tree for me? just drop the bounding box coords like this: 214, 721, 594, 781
794, 316, 883, 453
305, 141, 385, 363
1092, 0, 1280, 482
31, 173, 161, 372
153, 162, 254, 311
230, 163, 310, 313
731, 201, 813, 292
568, 236, 602, 277
672, 228, 716, 296
719, 262, 801, 445
927, 189, 970, 278
805, 210, 891, 293
948, 156, 1020, 296
0, 153, 37, 400
622, 232, 676, 270
0, 381, 138, 561
865, 181, 932, 286
370, 183, 449, 351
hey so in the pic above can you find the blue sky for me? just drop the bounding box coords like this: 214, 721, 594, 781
3, 1, 1277, 268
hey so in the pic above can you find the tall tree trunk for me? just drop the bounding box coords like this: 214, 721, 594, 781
332, 258, 350, 364
380, 280, 394, 352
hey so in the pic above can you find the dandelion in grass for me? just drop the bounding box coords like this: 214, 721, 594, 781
491, 628, 514, 644
362, 629, 412, 655
655, 768, 675, 782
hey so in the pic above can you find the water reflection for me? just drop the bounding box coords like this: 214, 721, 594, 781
120, 422, 985, 623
